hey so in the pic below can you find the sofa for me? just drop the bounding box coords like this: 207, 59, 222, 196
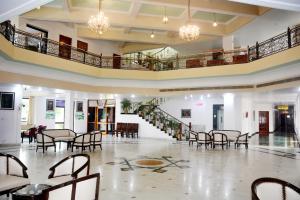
43, 129, 77, 142
0, 153, 30, 196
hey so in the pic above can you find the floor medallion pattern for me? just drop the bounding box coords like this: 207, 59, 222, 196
106, 156, 190, 173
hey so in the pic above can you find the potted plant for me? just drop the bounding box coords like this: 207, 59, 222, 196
121, 98, 132, 114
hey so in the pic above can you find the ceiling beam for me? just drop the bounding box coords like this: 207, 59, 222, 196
129, 0, 142, 17
76, 26, 218, 45
63, 0, 72, 12
137, 0, 261, 16
22, 7, 226, 36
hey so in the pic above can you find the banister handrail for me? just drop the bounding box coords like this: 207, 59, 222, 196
1, 20, 300, 71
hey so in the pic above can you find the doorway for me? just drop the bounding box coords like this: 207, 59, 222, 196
55, 100, 65, 129
213, 104, 224, 130
274, 105, 295, 133
259, 111, 269, 134
59, 35, 72, 59
113, 53, 121, 69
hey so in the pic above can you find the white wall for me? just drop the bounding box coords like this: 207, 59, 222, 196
0, 84, 23, 144
160, 95, 224, 132
234, 9, 300, 48
33, 96, 55, 129
18, 18, 121, 56
73, 99, 88, 134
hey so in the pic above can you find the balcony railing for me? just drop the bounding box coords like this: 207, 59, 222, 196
1, 21, 300, 71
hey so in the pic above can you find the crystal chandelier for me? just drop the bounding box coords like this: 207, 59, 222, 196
88, 0, 109, 35
179, 0, 200, 41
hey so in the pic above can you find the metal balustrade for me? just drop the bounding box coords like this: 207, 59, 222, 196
1, 21, 300, 71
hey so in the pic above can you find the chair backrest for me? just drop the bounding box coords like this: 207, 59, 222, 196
49, 154, 90, 179
38, 125, 47, 133
0, 153, 28, 178
252, 177, 300, 200
29, 127, 37, 136
74, 133, 91, 144
212, 130, 241, 141
198, 132, 211, 141
43, 173, 100, 200
189, 131, 197, 140
36, 133, 54, 144
91, 131, 102, 143
213, 132, 228, 142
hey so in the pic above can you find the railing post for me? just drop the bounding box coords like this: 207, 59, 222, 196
287, 27, 292, 48
83, 52, 86, 64
256, 42, 259, 60
12, 24, 15, 45
178, 123, 182, 141
189, 122, 192, 132
247, 45, 250, 62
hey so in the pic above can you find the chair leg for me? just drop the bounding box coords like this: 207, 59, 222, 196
36, 146, 38, 152
72, 145, 74, 152
89, 146, 91, 152
54, 146, 56, 152
100, 144, 102, 150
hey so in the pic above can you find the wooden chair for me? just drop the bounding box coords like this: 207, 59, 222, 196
21, 127, 37, 143
127, 123, 139, 138
72, 133, 91, 152
0, 153, 30, 196
90, 131, 102, 151
43, 173, 99, 200
196, 132, 212, 149
188, 130, 197, 146
235, 133, 249, 149
251, 177, 300, 200
47, 154, 90, 186
36, 133, 56, 153
212, 132, 228, 149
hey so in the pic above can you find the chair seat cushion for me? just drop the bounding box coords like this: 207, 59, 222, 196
0, 175, 30, 192
54, 137, 74, 142
46, 175, 73, 186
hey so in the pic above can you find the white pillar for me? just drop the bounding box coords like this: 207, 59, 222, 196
224, 93, 242, 131
222, 35, 234, 50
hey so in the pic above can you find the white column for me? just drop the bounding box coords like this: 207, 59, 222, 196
222, 35, 234, 50
224, 93, 242, 131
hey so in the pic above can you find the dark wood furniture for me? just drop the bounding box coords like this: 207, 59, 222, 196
188, 130, 197, 146
235, 133, 249, 149
36, 133, 56, 153
43, 173, 100, 200
251, 177, 300, 200
186, 59, 203, 68
21, 127, 36, 143
90, 131, 102, 151
113, 53, 121, 69
59, 35, 72, 59
196, 132, 212, 149
12, 184, 50, 200
212, 132, 228, 149
0, 153, 30, 197
47, 154, 90, 186
114, 123, 139, 138
207, 59, 225, 66
233, 54, 248, 64
72, 133, 91, 152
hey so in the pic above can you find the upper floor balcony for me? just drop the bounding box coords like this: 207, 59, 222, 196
1, 20, 300, 80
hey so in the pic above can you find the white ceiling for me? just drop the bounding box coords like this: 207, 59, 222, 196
0, 0, 54, 23
229, 0, 300, 12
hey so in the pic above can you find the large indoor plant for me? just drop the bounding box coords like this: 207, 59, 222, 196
121, 98, 132, 114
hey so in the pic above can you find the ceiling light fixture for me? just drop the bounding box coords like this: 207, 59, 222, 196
163, 6, 169, 24
213, 13, 218, 27
88, 0, 110, 35
179, 0, 200, 41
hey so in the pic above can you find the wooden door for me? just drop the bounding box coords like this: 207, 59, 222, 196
59, 35, 72, 59
77, 40, 88, 51
259, 111, 269, 135
113, 53, 121, 69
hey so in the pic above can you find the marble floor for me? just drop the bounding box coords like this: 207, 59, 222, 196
0, 135, 300, 200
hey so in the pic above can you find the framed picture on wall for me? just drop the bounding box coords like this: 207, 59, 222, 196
76, 101, 83, 112
46, 99, 55, 111
181, 109, 191, 118
0, 92, 15, 110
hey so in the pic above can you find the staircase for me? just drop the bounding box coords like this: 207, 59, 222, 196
135, 98, 190, 140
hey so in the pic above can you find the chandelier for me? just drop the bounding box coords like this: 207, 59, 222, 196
179, 0, 200, 41
88, 0, 109, 35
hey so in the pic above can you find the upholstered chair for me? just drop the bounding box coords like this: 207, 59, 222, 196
188, 131, 197, 146
90, 131, 102, 151
43, 173, 100, 200
196, 132, 212, 149
212, 132, 228, 149
235, 133, 249, 149
0, 153, 30, 196
36, 133, 56, 153
46, 154, 90, 186
72, 133, 91, 152
251, 177, 300, 200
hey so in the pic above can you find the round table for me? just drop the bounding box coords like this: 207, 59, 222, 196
12, 184, 50, 200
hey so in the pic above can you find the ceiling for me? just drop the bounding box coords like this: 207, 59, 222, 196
20, 0, 272, 51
